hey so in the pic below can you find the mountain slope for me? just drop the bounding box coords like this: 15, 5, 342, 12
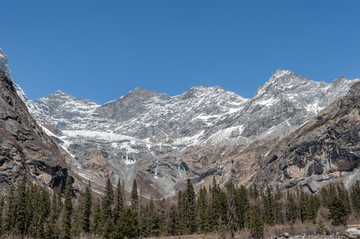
258, 81, 360, 192
0, 69, 69, 192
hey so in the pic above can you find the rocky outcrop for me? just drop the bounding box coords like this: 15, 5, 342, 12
346, 228, 360, 239
0, 69, 69, 192
258, 82, 360, 192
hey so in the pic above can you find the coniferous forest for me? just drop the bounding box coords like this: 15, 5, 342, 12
1, 175, 360, 239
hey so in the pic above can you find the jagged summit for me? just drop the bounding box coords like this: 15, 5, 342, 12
0, 49, 12, 80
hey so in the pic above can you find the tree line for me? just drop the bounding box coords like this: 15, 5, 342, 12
0, 175, 360, 239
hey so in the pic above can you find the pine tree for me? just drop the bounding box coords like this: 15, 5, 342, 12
225, 181, 236, 239
4, 184, 16, 234
45, 192, 60, 239
122, 207, 140, 238
197, 186, 210, 233
91, 199, 102, 235
351, 181, 360, 216
286, 191, 297, 224
263, 187, 275, 225
249, 207, 264, 239
328, 184, 348, 226
185, 179, 197, 234
114, 178, 124, 222
175, 191, 185, 235
131, 179, 139, 210
102, 216, 114, 239
79, 181, 92, 233
299, 187, 312, 222
235, 185, 249, 229
14, 174, 28, 235
102, 178, 114, 220
60, 176, 73, 239
0, 196, 4, 236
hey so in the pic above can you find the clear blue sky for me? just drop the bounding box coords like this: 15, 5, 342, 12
1, 1, 359, 104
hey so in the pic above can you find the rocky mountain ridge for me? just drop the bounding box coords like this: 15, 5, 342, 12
257, 80, 360, 193
1, 48, 359, 197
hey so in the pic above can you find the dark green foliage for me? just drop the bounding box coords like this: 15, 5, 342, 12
114, 178, 124, 222
249, 207, 264, 239
79, 181, 92, 233
0, 196, 4, 236
235, 185, 249, 229
102, 178, 114, 220
131, 179, 139, 210
299, 187, 318, 222
263, 187, 275, 225
61, 176, 73, 239
91, 199, 102, 235
286, 190, 297, 224
121, 207, 140, 238
140, 197, 161, 237
14, 174, 28, 235
197, 186, 210, 233
185, 178, 197, 234
4, 184, 16, 234
328, 184, 349, 226
210, 179, 228, 231
175, 191, 186, 235
2, 175, 360, 238
45, 192, 60, 239
351, 181, 360, 216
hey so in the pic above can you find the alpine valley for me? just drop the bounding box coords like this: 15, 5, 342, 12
1, 48, 360, 198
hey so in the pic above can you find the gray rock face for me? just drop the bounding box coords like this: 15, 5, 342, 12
258, 81, 360, 192
0, 69, 69, 193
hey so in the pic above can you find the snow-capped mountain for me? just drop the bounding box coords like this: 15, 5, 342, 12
2, 48, 359, 196
25, 69, 358, 196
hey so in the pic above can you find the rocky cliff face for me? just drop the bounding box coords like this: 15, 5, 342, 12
258, 81, 360, 193
0, 50, 70, 193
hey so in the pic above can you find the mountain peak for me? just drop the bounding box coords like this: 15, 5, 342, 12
0, 49, 12, 80
269, 68, 295, 82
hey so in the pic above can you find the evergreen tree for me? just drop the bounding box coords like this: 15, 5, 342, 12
249, 207, 264, 239
60, 176, 73, 239
210, 179, 228, 231
14, 174, 28, 235
122, 207, 140, 238
175, 191, 185, 235
102, 178, 114, 220
299, 187, 312, 222
45, 192, 60, 239
131, 179, 139, 210
0, 196, 4, 236
235, 185, 249, 229
197, 186, 210, 233
79, 181, 92, 233
328, 184, 348, 226
91, 199, 102, 235
351, 181, 360, 216
102, 216, 114, 239
184, 179, 197, 234
263, 187, 275, 225
4, 184, 16, 234
114, 178, 124, 222
286, 191, 297, 224
225, 181, 236, 239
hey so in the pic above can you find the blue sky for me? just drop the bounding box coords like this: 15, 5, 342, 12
1, 1, 359, 104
